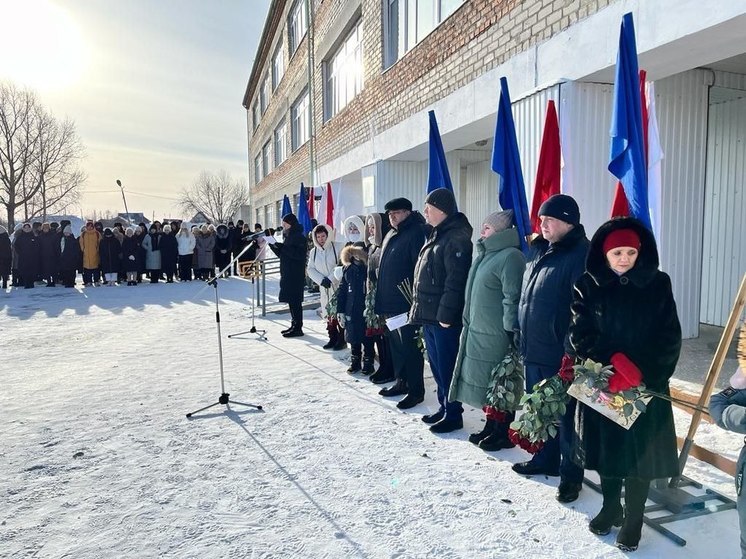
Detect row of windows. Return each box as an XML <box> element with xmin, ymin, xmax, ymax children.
<box><xmin>253</xmin><ymin>89</ymin><xmax>309</xmax><ymax>184</ymax></box>
<box><xmin>252</xmin><ymin>0</ymin><xmax>463</xmax><ymax>184</ymax></box>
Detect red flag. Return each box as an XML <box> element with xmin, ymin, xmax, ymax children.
<box><xmin>611</xmin><ymin>70</ymin><xmax>649</xmax><ymax>218</ymax></box>
<box><xmin>325</xmin><ymin>182</ymin><xmax>334</xmax><ymax>228</ymax></box>
<box><xmin>307</xmin><ymin>185</ymin><xmax>315</xmax><ymax>219</ymax></box>
<box><xmin>530</xmin><ymin>100</ymin><xmax>561</xmax><ymax>233</ymax></box>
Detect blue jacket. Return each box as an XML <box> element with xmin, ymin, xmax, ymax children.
<box><xmin>518</xmin><ymin>224</ymin><xmax>589</xmax><ymax>367</ymax></box>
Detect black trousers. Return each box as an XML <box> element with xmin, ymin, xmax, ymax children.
<box><xmin>60</xmin><ymin>270</ymin><xmax>76</xmax><ymax>287</ymax></box>
<box><xmin>178</xmin><ymin>255</ymin><xmax>192</xmax><ymax>280</ymax></box>
<box><xmin>289</xmin><ymin>300</ymin><xmax>303</xmax><ymax>330</ymax></box>
<box><xmin>387</xmin><ymin>323</ymin><xmax>424</xmax><ymax>397</ymax></box>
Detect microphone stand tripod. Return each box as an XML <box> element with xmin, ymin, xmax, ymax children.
<box><xmin>228</xmin><ymin>243</ymin><xmax>268</xmax><ymax>341</ymax></box>
<box><xmin>186</xmin><ymin>275</ymin><xmax>263</xmax><ymax>418</ymax></box>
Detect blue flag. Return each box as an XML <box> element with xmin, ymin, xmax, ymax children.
<box><xmin>297</xmin><ymin>183</ymin><xmax>312</xmax><ymax>234</ymax></box>
<box><xmin>491</xmin><ymin>77</ymin><xmax>531</xmax><ymax>253</ymax></box>
<box><xmin>281</xmin><ymin>194</ymin><xmax>292</xmax><ymax>219</ymax></box>
<box><xmin>608</xmin><ymin>13</ymin><xmax>651</xmax><ymax>230</ymax></box>
<box><xmin>427</xmin><ymin>110</ymin><xmax>454</xmax><ymax>195</ymax></box>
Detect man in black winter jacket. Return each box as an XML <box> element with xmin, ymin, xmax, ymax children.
<box><xmin>410</xmin><ymin>188</ymin><xmax>473</xmax><ymax>432</ymax></box>
<box><xmin>513</xmin><ymin>194</ymin><xmax>589</xmax><ymax>504</ymax></box>
<box><xmin>373</xmin><ymin>197</ymin><xmax>429</xmax><ymax>409</ymax></box>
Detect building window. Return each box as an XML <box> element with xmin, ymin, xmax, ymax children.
<box><xmin>291</xmin><ymin>89</ymin><xmax>310</xmax><ymax>151</ymax></box>
<box><xmin>252</xmin><ymin>101</ymin><xmax>260</xmax><ymax>130</ymax></box>
<box><xmin>289</xmin><ymin>0</ymin><xmax>308</xmax><ymax>55</ymax></box>
<box><xmin>254</xmin><ymin>154</ymin><xmax>262</xmax><ymax>184</ymax></box>
<box><xmin>274</xmin><ymin>120</ymin><xmax>287</xmax><ymax>166</ymax></box>
<box><xmin>384</xmin><ymin>0</ymin><xmax>463</xmax><ymax>68</ymax></box>
<box><xmin>262</xmin><ymin>140</ymin><xmax>272</xmax><ymax>176</ymax></box>
<box><xmin>260</xmin><ymin>75</ymin><xmax>270</xmax><ymax>114</ymax></box>
<box><xmin>324</xmin><ymin>20</ymin><xmax>364</xmax><ymax>121</ymax></box>
<box><xmin>272</xmin><ymin>42</ymin><xmax>285</xmax><ymax>90</ymax></box>
<box><xmin>275</xmin><ymin>200</ymin><xmax>282</xmax><ymax>226</ymax></box>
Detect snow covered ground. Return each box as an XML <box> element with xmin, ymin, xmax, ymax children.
<box><xmin>1</xmin><ymin>277</ymin><xmax>742</xmax><ymax>558</ymax></box>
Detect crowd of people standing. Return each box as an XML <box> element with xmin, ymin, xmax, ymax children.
<box><xmin>0</xmin><ymin>219</ymin><xmax>267</xmax><ymax>290</ymax></box>
<box><xmin>269</xmin><ymin>189</ymin><xmax>683</xmax><ymax>554</ymax></box>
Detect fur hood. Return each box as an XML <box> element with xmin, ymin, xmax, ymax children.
<box><xmin>366</xmin><ymin>212</ymin><xmax>391</xmax><ymax>247</ymax></box>
<box><xmin>340</xmin><ymin>244</ymin><xmax>368</xmax><ymax>266</ymax></box>
<box><xmin>311</xmin><ymin>223</ymin><xmax>336</xmax><ymax>250</ymax></box>
<box><xmin>586</xmin><ymin>216</ymin><xmax>659</xmax><ymax>288</ymax></box>
<box><xmin>342</xmin><ymin>215</ymin><xmax>367</xmax><ymax>245</ymax></box>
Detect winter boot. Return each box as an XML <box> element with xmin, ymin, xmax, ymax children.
<box><xmin>589</xmin><ymin>477</ymin><xmax>624</xmax><ymax>535</ymax></box>
<box><xmin>347</xmin><ymin>354</ymin><xmax>362</xmax><ymax>374</ymax></box>
<box><xmin>361</xmin><ymin>356</ymin><xmax>375</xmax><ymax>375</ymax></box>
<box><xmin>478</xmin><ymin>414</ymin><xmax>516</xmax><ymax>451</ymax></box>
<box><xmin>323</xmin><ymin>321</ymin><xmax>338</xmax><ymax>350</ymax></box>
<box><xmin>468</xmin><ymin>419</ymin><xmax>497</xmax><ymax>445</ymax></box>
<box><xmin>333</xmin><ymin>326</ymin><xmax>347</xmax><ymax>350</ymax></box>
<box><xmin>616</xmin><ymin>478</ymin><xmax>649</xmax><ymax>552</ymax></box>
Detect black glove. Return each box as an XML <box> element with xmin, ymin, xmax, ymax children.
<box><xmin>320</xmin><ymin>277</ymin><xmax>332</xmax><ymax>289</ymax></box>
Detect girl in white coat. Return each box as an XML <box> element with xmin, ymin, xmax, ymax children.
<box><xmin>307</xmin><ymin>224</ymin><xmax>344</xmax><ymax>350</ymax></box>
<box><xmin>176</xmin><ymin>222</ymin><xmax>196</xmax><ymax>281</ymax></box>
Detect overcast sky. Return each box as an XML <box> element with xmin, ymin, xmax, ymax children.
<box><xmin>0</xmin><ymin>0</ymin><xmax>271</xmax><ymax>219</ymax></box>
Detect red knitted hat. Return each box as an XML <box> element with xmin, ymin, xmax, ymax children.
<box><xmin>602</xmin><ymin>228</ymin><xmax>641</xmax><ymax>254</ymax></box>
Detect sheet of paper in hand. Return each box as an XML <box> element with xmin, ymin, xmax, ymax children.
<box><xmin>567</xmin><ymin>383</ymin><xmax>652</xmax><ymax>430</ymax></box>
<box><xmin>385</xmin><ymin>312</ymin><xmax>409</xmax><ymax>331</ymax></box>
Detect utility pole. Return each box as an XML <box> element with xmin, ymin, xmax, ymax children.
<box><xmin>116</xmin><ymin>179</ymin><xmax>131</xmax><ymax>225</ymax></box>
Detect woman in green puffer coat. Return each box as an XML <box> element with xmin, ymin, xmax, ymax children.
<box><xmin>449</xmin><ymin>210</ymin><xmax>526</xmax><ymax>450</ymax></box>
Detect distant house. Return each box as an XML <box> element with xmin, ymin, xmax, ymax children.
<box><xmin>190</xmin><ymin>211</ymin><xmax>211</xmax><ymax>224</ymax></box>
<box><xmin>117</xmin><ymin>212</ymin><xmax>150</xmax><ymax>226</ymax></box>
<box><xmin>45</xmin><ymin>215</ymin><xmax>86</xmax><ymax>234</ymax></box>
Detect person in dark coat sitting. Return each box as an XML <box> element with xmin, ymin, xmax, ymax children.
<box><xmin>336</xmin><ymin>245</ymin><xmax>370</xmax><ymax>373</ymax></box>
<box><xmin>59</xmin><ymin>225</ymin><xmax>81</xmax><ymax>288</ymax></box>
<box><xmin>99</xmin><ymin>228</ymin><xmax>122</xmax><ymax>286</ymax></box>
<box><xmin>0</xmin><ymin>225</ymin><xmax>11</xmax><ymax>289</ymax></box>
<box><xmin>569</xmin><ymin>216</ymin><xmax>681</xmax><ymax>552</ymax></box>
<box><xmin>268</xmin><ymin>213</ymin><xmax>308</xmax><ymax>337</ymax></box>
<box><xmin>159</xmin><ymin>224</ymin><xmax>178</xmax><ymax>283</ymax></box>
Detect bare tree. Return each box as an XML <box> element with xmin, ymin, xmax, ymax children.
<box><xmin>178</xmin><ymin>170</ymin><xmax>249</xmax><ymax>224</ymax></box>
<box><xmin>0</xmin><ymin>82</ymin><xmax>86</xmax><ymax>227</ymax></box>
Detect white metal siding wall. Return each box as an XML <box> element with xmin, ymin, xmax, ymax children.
<box><xmin>700</xmin><ymin>89</ymin><xmax>746</xmax><ymax>325</ymax></box>
<box><xmin>376</xmin><ymin>160</ymin><xmax>429</xmax><ymax>213</ymax></box>
<box><xmin>654</xmin><ymin>70</ymin><xmax>711</xmax><ymax>337</ymax></box>
<box><xmin>462</xmin><ymin>160</ymin><xmax>494</xmax><ymax>240</ymax></box>
<box><xmin>514</xmin><ymin>85</ymin><xmax>561</xmax><ymax>206</ymax></box>
<box><xmin>558</xmin><ymin>72</ymin><xmax>709</xmax><ymax>338</ymax></box>
<box><xmin>557</xmin><ymin>81</ymin><xmax>617</xmax><ymax>235</ymax></box>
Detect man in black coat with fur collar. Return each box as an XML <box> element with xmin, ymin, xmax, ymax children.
<box><xmin>410</xmin><ymin>188</ymin><xmax>473</xmax><ymax>432</ymax></box>
<box><xmin>514</xmin><ymin>194</ymin><xmax>589</xmax><ymax>503</ymax></box>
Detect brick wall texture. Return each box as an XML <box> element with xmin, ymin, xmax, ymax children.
<box><xmin>246</xmin><ymin>0</ymin><xmax>616</xmax><ymax>211</ymax></box>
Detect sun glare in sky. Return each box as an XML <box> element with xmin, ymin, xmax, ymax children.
<box><xmin>0</xmin><ymin>0</ymin><xmax>89</xmax><ymax>92</ymax></box>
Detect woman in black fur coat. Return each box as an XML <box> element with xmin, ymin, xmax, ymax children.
<box><xmin>569</xmin><ymin>216</ymin><xmax>681</xmax><ymax>552</ymax></box>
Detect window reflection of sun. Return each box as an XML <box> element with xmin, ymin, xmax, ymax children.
<box><xmin>0</xmin><ymin>0</ymin><xmax>89</xmax><ymax>92</ymax></box>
